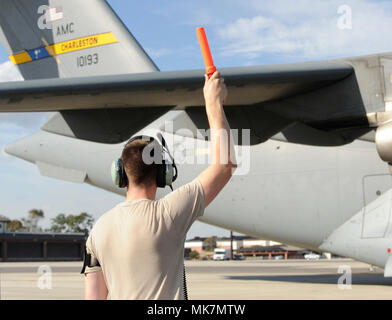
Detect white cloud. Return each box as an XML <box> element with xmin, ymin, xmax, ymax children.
<box><xmin>145</xmin><ymin>47</ymin><xmax>172</xmax><ymax>59</ymax></box>
<box><xmin>0</xmin><ymin>61</ymin><xmax>23</xmax><ymax>82</ymax></box>
<box><xmin>217</xmin><ymin>0</ymin><xmax>392</xmax><ymax>60</ymax></box>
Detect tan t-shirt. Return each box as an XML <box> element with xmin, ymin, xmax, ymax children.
<box><xmin>84</xmin><ymin>178</ymin><xmax>205</xmax><ymax>300</ymax></box>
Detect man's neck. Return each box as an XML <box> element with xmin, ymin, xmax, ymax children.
<box><xmin>126</xmin><ymin>184</ymin><xmax>157</xmax><ymax>202</ymax></box>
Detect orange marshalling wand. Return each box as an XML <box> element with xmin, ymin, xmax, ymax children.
<box><xmin>196</xmin><ymin>27</ymin><xmax>216</xmax><ymax>78</ymax></box>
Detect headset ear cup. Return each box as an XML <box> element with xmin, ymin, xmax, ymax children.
<box><xmin>111</xmin><ymin>160</ymin><xmax>120</xmax><ymax>186</ymax></box>
<box><xmin>112</xmin><ymin>159</ymin><xmax>128</xmax><ymax>188</ymax></box>
<box><xmin>123</xmin><ymin>168</ymin><xmax>128</xmax><ymax>188</ymax></box>
<box><xmin>165</xmin><ymin>163</ymin><xmax>174</xmax><ymax>186</ymax></box>
<box><xmin>119</xmin><ymin>159</ymin><xmax>128</xmax><ymax>188</ymax></box>
<box><xmin>172</xmin><ymin>162</ymin><xmax>178</xmax><ymax>183</ymax></box>
<box><xmin>156</xmin><ymin>163</ymin><xmax>166</xmax><ymax>188</ymax></box>
<box><xmin>155</xmin><ymin>162</ymin><xmax>174</xmax><ymax>188</ymax></box>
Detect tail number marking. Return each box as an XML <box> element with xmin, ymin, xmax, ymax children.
<box><xmin>77</xmin><ymin>53</ymin><xmax>99</xmax><ymax>67</ymax></box>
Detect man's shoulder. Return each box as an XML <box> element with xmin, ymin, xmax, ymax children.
<box><xmin>160</xmin><ymin>178</ymin><xmax>205</xmax><ymax>213</ymax></box>
<box><xmin>90</xmin><ymin>203</ymin><xmax>123</xmax><ymax>233</ymax></box>
<box><xmin>164</xmin><ymin>178</ymin><xmax>204</xmax><ymax>201</ymax></box>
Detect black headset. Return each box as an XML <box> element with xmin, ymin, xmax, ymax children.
<box><xmin>111</xmin><ymin>134</ymin><xmax>178</xmax><ymax>189</ymax></box>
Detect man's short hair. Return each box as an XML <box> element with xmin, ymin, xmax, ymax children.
<box><xmin>121</xmin><ymin>139</ymin><xmax>158</xmax><ymax>187</ymax></box>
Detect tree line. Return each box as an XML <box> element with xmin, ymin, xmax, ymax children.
<box><xmin>5</xmin><ymin>209</ymin><xmax>94</xmax><ymax>234</ymax></box>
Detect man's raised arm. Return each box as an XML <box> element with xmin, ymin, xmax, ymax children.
<box><xmin>198</xmin><ymin>71</ymin><xmax>237</xmax><ymax>207</ymax></box>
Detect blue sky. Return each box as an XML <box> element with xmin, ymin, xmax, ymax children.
<box><xmin>1</xmin><ymin>0</ymin><xmax>392</xmax><ymax>238</ymax></box>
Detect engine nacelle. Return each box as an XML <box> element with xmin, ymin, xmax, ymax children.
<box><xmin>376</xmin><ymin>121</ymin><xmax>392</xmax><ymax>163</ymax></box>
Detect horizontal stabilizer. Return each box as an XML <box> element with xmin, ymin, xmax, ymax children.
<box><xmin>41</xmin><ymin>107</ymin><xmax>172</xmax><ymax>143</ymax></box>
<box><xmin>36</xmin><ymin>161</ymin><xmax>86</xmax><ymax>183</ymax></box>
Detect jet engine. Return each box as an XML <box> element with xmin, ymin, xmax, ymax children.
<box><xmin>376</xmin><ymin>121</ymin><xmax>392</xmax><ymax>164</ymax></box>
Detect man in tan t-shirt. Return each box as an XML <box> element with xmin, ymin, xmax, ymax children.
<box><xmin>83</xmin><ymin>71</ymin><xmax>236</xmax><ymax>300</ymax></box>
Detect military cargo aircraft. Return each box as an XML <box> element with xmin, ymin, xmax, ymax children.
<box><xmin>1</xmin><ymin>0</ymin><xmax>392</xmax><ymax>275</ymax></box>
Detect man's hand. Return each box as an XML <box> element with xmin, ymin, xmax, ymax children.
<box><xmin>203</xmin><ymin>71</ymin><xmax>227</xmax><ymax>107</ymax></box>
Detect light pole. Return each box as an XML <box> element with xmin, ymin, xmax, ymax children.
<box><xmin>230</xmin><ymin>230</ymin><xmax>233</xmax><ymax>260</ymax></box>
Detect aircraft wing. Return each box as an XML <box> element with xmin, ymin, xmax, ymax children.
<box><xmin>0</xmin><ymin>62</ymin><xmax>351</xmax><ymax>112</ymax></box>
<box><xmin>0</xmin><ymin>60</ymin><xmax>374</xmax><ymax>145</ymax></box>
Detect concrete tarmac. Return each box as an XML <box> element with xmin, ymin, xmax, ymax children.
<box><xmin>0</xmin><ymin>259</ymin><xmax>391</xmax><ymax>299</ymax></box>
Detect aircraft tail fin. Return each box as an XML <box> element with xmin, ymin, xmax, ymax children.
<box><xmin>0</xmin><ymin>0</ymin><xmax>158</xmax><ymax>80</ymax></box>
